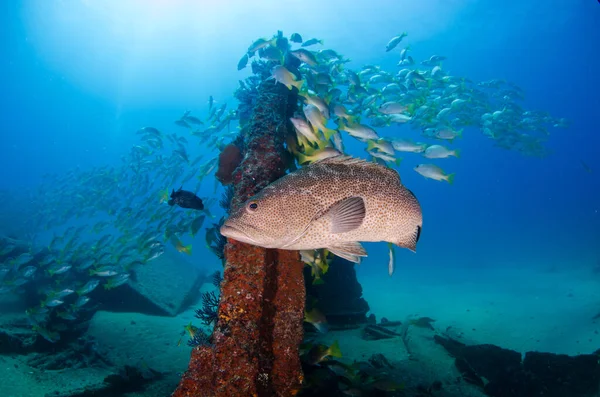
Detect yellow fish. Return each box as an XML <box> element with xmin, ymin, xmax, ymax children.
<box><xmin>159</xmin><ymin>188</ymin><xmax>169</xmax><ymax>204</ymax></box>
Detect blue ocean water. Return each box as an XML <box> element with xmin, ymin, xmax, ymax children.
<box><xmin>1</xmin><ymin>0</ymin><xmax>599</xmax><ymax>395</ymax></box>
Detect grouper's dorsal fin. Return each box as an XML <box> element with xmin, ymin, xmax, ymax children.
<box><xmin>314</xmin><ymin>155</ymin><xmax>402</xmax><ymax>183</ymax></box>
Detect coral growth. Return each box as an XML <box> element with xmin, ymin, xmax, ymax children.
<box><xmin>194</xmin><ymin>291</ymin><xmax>219</xmax><ymax>327</ymax></box>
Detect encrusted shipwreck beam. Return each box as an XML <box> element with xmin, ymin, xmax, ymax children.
<box><xmin>173</xmin><ymin>67</ymin><xmax>305</xmax><ymax>397</ymax></box>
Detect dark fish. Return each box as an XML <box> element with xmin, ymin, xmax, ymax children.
<box><xmin>290</xmin><ymin>33</ymin><xmax>303</xmax><ymax>43</ymax></box>
<box><xmin>168</xmin><ymin>187</ymin><xmax>204</xmax><ymax>211</ymax></box>
<box><xmin>237</xmin><ymin>53</ymin><xmax>249</xmax><ymax>70</ymax></box>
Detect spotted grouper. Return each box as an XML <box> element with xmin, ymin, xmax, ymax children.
<box><xmin>220</xmin><ymin>156</ymin><xmax>422</xmax><ymax>263</ymax></box>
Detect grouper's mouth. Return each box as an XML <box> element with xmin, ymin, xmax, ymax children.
<box><xmin>219</xmin><ymin>224</ymin><xmax>258</xmax><ymax>245</ymax></box>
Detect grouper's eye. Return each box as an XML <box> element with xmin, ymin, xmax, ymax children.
<box><xmin>246</xmin><ymin>201</ymin><xmax>258</xmax><ymax>213</ymax></box>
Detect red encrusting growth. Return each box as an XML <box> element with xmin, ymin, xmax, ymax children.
<box><xmin>173</xmin><ymin>64</ymin><xmax>305</xmax><ymax>397</ymax></box>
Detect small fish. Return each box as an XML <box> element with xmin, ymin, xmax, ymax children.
<box><xmin>50</xmin><ymin>288</ymin><xmax>75</xmax><ymax>299</ymax></box>
<box><xmin>303</xmin><ymin>105</ymin><xmax>336</xmax><ymax>140</ymax></box>
<box><xmin>184</xmin><ymin>322</ymin><xmax>199</xmax><ymax>339</ymax></box>
<box><xmin>301</xmin><ymin>38</ymin><xmax>323</xmax><ymax>47</ymax></box>
<box><xmin>76</xmin><ymin>258</ymin><xmax>95</xmax><ymax>270</ymax></box>
<box><xmin>290</xmin><ymin>33</ymin><xmax>303</xmax><ymax>43</ymax></box>
<box><xmin>48</xmin><ymin>263</ymin><xmax>72</xmax><ymax>276</ymax></box>
<box><xmin>331</xmin><ymin>130</ymin><xmax>345</xmax><ymax>153</ymax></box>
<box><xmin>391</xmin><ymin>139</ymin><xmax>427</xmax><ymax>153</ymax></box>
<box><xmin>345</xmin><ymin>70</ymin><xmax>361</xmax><ymax>86</ymax></box>
<box><xmin>183</xmin><ymin>115</ymin><xmax>204</xmax><ymax>125</ymax></box>
<box><xmin>270</xmin><ymin>65</ymin><xmax>304</xmax><ymax>91</ymax></box>
<box><xmin>304</xmin><ymin>308</ymin><xmax>328</xmax><ymax>333</ymax></box>
<box><xmin>248</xmin><ymin>37</ymin><xmax>276</xmax><ymax>54</ymax></box>
<box><xmin>388</xmin><ymin>243</ymin><xmax>395</xmax><ymax>276</ymax></box>
<box><xmin>0</xmin><ymin>244</ymin><xmax>17</xmax><ymax>256</ymax></box>
<box><xmin>423</xmin><ymin>145</ymin><xmax>460</xmax><ymax>159</ymax></box>
<box><xmin>33</xmin><ymin>326</ymin><xmax>60</xmax><ymax>343</ymax></box>
<box><xmin>301</xmin><ymin>249</ymin><xmax>330</xmax><ymax>284</ymax></box>
<box><xmin>104</xmin><ymin>273</ymin><xmax>130</xmax><ymax>290</ymax></box>
<box><xmin>368</xmin><ymin>150</ymin><xmax>401</xmax><ymax>166</ymax></box>
<box><xmin>170</xmin><ymin>235</ymin><xmax>192</xmax><ymax>255</ymax></box>
<box><xmin>237</xmin><ymin>53</ymin><xmax>249</xmax><ymax>70</ymax></box>
<box><xmin>338</xmin><ymin>120</ymin><xmax>379</xmax><ymax>141</ymax></box>
<box><xmin>10</xmin><ymin>278</ymin><xmax>28</xmax><ymax>286</ymax></box>
<box><xmin>297</xmin><ymin>147</ymin><xmax>342</xmax><ymax>165</ymax></box>
<box><xmin>20</xmin><ymin>266</ymin><xmax>37</xmax><ymax>278</ymax></box>
<box><xmin>299</xmin><ymin>92</ymin><xmax>329</xmax><ymax>119</ymax></box>
<box><xmin>136</xmin><ymin>126</ymin><xmax>161</xmax><ymax>136</ymax></box>
<box><xmin>305</xmin><ymin>340</ymin><xmax>342</xmax><ymax>365</ymax></box>
<box><xmin>221</xmin><ymin>156</ymin><xmax>422</xmax><ymax>265</ymax></box>
<box><xmin>57</xmin><ymin>311</ymin><xmax>78</xmax><ymax>321</ymax></box>
<box><xmin>378</xmin><ymin>102</ymin><xmax>408</xmax><ymax>115</ymax></box>
<box><xmin>145</xmin><ymin>245</ymin><xmax>165</xmax><ymax>262</ymax></box>
<box><xmin>400</xmin><ymin>45</ymin><xmax>411</xmax><ymax>61</ymax></box>
<box><xmin>175</xmin><ymin>119</ymin><xmax>191</xmax><ymax>128</ymax></box>
<box><xmin>290</xmin><ymin>49</ymin><xmax>318</xmax><ymax>67</ymax></box>
<box><xmin>388</xmin><ymin>113</ymin><xmax>411</xmax><ymax>123</ymax></box>
<box><xmin>435</xmin><ymin>128</ymin><xmax>462</xmax><ymax>141</ymax></box>
<box><xmin>290</xmin><ymin>116</ymin><xmax>321</xmax><ymax>144</ymax></box>
<box><xmin>89</xmin><ymin>267</ymin><xmax>119</xmax><ymax>277</ymax></box>
<box><xmin>366</xmin><ymin>139</ymin><xmax>395</xmax><ymax>156</ymax></box>
<box><xmin>73</xmin><ymin>295</ymin><xmax>90</xmax><ymax>307</ymax></box>
<box><xmin>168</xmin><ymin>187</ymin><xmax>204</xmax><ymax>210</ymax></box>
<box><xmin>43</xmin><ymin>298</ymin><xmax>64</xmax><ymax>307</ymax></box>
<box><xmin>77</xmin><ymin>279</ymin><xmax>100</xmax><ymax>295</ymax></box>
<box><xmin>386</xmin><ymin>33</ymin><xmax>407</xmax><ymax>52</ymax></box>
<box><xmin>258</xmin><ymin>46</ymin><xmax>284</xmax><ymax>63</ymax></box>
<box><xmin>414</xmin><ymin>164</ymin><xmax>455</xmax><ymax>184</ymax></box>
<box><xmin>10</xmin><ymin>253</ymin><xmax>34</xmax><ymax>269</ymax></box>
<box><xmin>332</xmin><ymin>104</ymin><xmax>357</xmax><ymax>123</ymax></box>
<box><xmin>190</xmin><ymin>215</ymin><xmax>206</xmax><ymax>237</ymax></box>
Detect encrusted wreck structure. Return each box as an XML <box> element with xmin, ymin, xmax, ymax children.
<box><xmin>173</xmin><ymin>54</ymin><xmax>306</xmax><ymax>397</ymax></box>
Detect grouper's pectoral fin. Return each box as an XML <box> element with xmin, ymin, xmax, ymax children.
<box><xmin>325</xmin><ymin>196</ymin><xmax>366</xmax><ymax>234</ymax></box>
<box><xmin>326</xmin><ymin>241</ymin><xmax>367</xmax><ymax>264</ymax></box>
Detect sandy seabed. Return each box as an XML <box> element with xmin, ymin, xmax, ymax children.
<box><xmin>1</xmin><ymin>263</ymin><xmax>598</xmax><ymax>396</ymax></box>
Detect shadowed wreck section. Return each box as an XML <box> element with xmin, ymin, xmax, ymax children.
<box><xmin>173</xmin><ymin>60</ymin><xmax>305</xmax><ymax>397</ymax></box>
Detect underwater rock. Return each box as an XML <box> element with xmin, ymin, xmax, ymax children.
<box><xmin>434</xmin><ymin>334</ymin><xmax>600</xmax><ymax>397</ymax></box>
<box><xmin>522</xmin><ymin>351</ymin><xmax>600</xmax><ymax>397</ymax></box>
<box><xmin>379</xmin><ymin>319</ymin><xmax>403</xmax><ymax>327</ymax></box>
<box><xmin>27</xmin><ymin>336</ymin><xmax>112</xmax><ymax>370</ymax></box>
<box><xmin>362</xmin><ymin>324</ymin><xmax>401</xmax><ymax>341</ymax></box>
<box><xmin>0</xmin><ymin>323</ymin><xmax>37</xmax><ymax>354</ymax></box>
<box><xmin>368</xmin><ymin>353</ymin><xmax>394</xmax><ymax>369</ymax></box>
<box><xmin>304</xmin><ymin>256</ymin><xmax>370</xmax><ymax>328</ymax></box>
<box><xmin>97</xmin><ymin>250</ymin><xmax>207</xmax><ymax>317</ymax></box>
